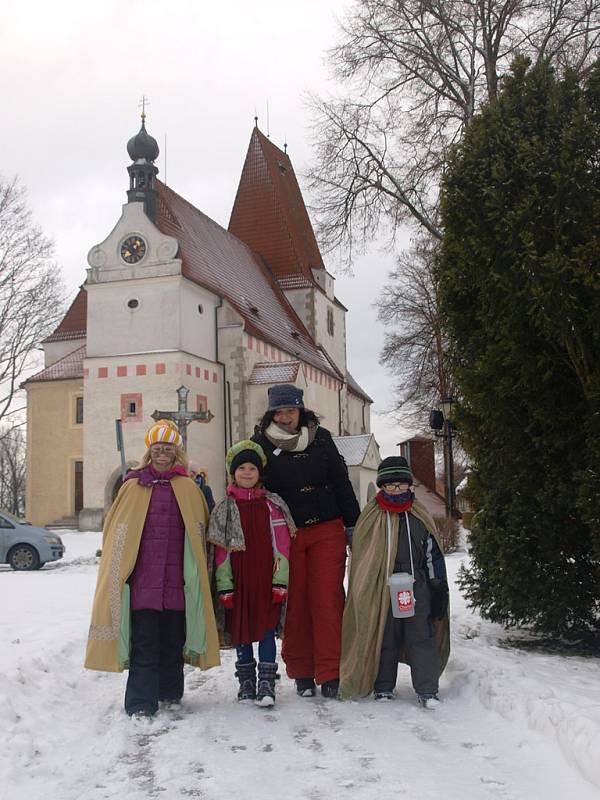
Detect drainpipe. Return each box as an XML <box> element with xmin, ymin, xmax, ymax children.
<box><xmin>338</xmin><ymin>380</ymin><xmax>343</xmax><ymax>436</ymax></box>
<box><xmin>214</xmin><ymin>297</ymin><xmax>230</xmax><ymax>453</ymax></box>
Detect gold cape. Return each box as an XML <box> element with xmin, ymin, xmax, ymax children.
<box><xmin>84</xmin><ymin>475</ymin><xmax>220</xmax><ymax>673</ymax></box>
<box><xmin>339</xmin><ymin>498</ymin><xmax>450</xmax><ymax>699</ymax></box>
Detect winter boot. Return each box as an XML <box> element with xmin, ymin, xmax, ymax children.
<box><xmin>320</xmin><ymin>678</ymin><xmax>340</xmax><ymax>699</ymax></box>
<box><xmin>418</xmin><ymin>693</ymin><xmax>441</xmax><ymax>709</ymax></box>
<box><xmin>374</xmin><ymin>690</ymin><xmax>394</xmax><ymax>701</ymax></box>
<box><xmin>255</xmin><ymin>662</ymin><xmax>278</xmax><ymax>707</ymax></box>
<box><xmin>295</xmin><ymin>677</ymin><xmax>316</xmax><ymax>697</ymax></box>
<box><xmin>235</xmin><ymin>659</ymin><xmax>257</xmax><ymax>702</ymax></box>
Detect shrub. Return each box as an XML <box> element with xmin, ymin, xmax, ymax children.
<box><xmin>433</xmin><ymin>515</ymin><xmax>460</xmax><ymax>553</ymax></box>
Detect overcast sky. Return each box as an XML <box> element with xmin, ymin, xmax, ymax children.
<box><xmin>2</xmin><ymin>0</ymin><xmax>415</xmax><ymax>456</ymax></box>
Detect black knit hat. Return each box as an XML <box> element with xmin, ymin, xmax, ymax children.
<box><xmin>268</xmin><ymin>384</ymin><xmax>304</xmax><ymax>411</ymax></box>
<box><xmin>376</xmin><ymin>456</ymin><xmax>413</xmax><ymax>487</ymax></box>
<box><xmin>227</xmin><ymin>440</ymin><xmax>267</xmax><ymax>476</ymax></box>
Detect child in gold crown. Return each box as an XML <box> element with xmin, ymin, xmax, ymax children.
<box><xmin>85</xmin><ymin>420</ymin><xmax>219</xmax><ymax>718</ymax></box>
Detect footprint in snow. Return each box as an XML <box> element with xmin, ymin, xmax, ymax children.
<box><xmin>410</xmin><ymin>724</ymin><xmax>440</xmax><ymax>744</ymax></box>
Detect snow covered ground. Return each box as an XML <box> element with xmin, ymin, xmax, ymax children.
<box><xmin>1</xmin><ymin>531</ymin><xmax>599</xmax><ymax>800</ymax></box>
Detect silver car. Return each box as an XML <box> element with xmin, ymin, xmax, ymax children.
<box><xmin>0</xmin><ymin>510</ymin><xmax>64</xmax><ymax>570</ymax></box>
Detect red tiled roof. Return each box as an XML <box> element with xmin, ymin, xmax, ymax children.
<box><xmin>248</xmin><ymin>361</ymin><xmax>300</xmax><ymax>385</ymax></box>
<box><xmin>43</xmin><ymin>289</ymin><xmax>87</xmax><ymax>343</ymax></box>
<box><xmin>154</xmin><ymin>181</ymin><xmax>341</xmax><ymax>379</ymax></box>
<box><xmin>228</xmin><ymin>127</ymin><xmax>325</xmax><ymax>285</ymax></box>
<box><xmin>25</xmin><ymin>346</ymin><xmax>86</xmax><ymax>383</ymax></box>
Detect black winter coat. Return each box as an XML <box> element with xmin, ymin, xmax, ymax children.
<box><xmin>252</xmin><ymin>426</ymin><xmax>360</xmax><ymax>529</ymax></box>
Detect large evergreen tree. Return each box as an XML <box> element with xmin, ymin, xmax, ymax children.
<box><xmin>436</xmin><ymin>58</ymin><xmax>600</xmax><ymax>637</ymax></box>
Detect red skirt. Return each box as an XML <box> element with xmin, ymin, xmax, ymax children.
<box><xmin>226</xmin><ymin>497</ymin><xmax>279</xmax><ymax>645</ymax></box>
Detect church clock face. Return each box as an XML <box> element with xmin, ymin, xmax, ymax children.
<box><xmin>120</xmin><ymin>235</ymin><xmax>147</xmax><ymax>264</ymax></box>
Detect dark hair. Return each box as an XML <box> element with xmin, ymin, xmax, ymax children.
<box><xmin>256</xmin><ymin>407</ymin><xmax>320</xmax><ymax>434</ymax></box>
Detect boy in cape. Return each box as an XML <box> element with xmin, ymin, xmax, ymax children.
<box><xmin>339</xmin><ymin>457</ymin><xmax>450</xmax><ymax>707</ymax></box>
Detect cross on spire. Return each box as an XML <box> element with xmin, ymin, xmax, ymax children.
<box><xmin>138</xmin><ymin>95</ymin><xmax>150</xmax><ymax>122</ymax></box>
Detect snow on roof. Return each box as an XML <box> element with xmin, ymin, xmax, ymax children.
<box><xmin>332</xmin><ymin>434</ymin><xmax>373</xmax><ymax>467</ymax></box>
<box><xmin>25</xmin><ymin>345</ymin><xmax>86</xmax><ymax>383</ymax></box>
<box><xmin>248</xmin><ymin>361</ymin><xmax>300</xmax><ymax>385</ymax></box>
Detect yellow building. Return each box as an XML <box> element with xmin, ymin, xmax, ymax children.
<box><xmin>24</xmin><ymin>349</ymin><xmax>85</xmax><ymax>526</ymax></box>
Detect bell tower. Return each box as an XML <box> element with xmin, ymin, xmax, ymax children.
<box><xmin>126</xmin><ymin>111</ymin><xmax>159</xmax><ymax>221</ymax></box>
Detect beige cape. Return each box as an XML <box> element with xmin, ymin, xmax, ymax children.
<box><xmin>339</xmin><ymin>498</ymin><xmax>450</xmax><ymax>699</ymax></box>
<box><xmin>84</xmin><ymin>475</ymin><xmax>220</xmax><ymax>673</ymax></box>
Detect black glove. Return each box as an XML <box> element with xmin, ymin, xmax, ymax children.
<box><xmin>429</xmin><ymin>578</ymin><xmax>449</xmax><ymax>620</ymax></box>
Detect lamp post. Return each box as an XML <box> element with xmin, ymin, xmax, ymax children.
<box><xmin>429</xmin><ymin>396</ymin><xmax>457</xmax><ymax>519</ymax></box>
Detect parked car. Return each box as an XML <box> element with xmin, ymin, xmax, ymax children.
<box><xmin>0</xmin><ymin>510</ymin><xmax>64</xmax><ymax>570</ymax></box>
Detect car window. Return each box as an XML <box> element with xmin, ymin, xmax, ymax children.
<box><xmin>0</xmin><ymin>515</ymin><xmax>15</xmax><ymax>529</ymax></box>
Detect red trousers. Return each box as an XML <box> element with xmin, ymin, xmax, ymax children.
<box><xmin>282</xmin><ymin>518</ymin><xmax>347</xmax><ymax>684</ymax></box>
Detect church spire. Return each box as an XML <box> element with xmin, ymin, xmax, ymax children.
<box><xmin>126</xmin><ymin>110</ymin><xmax>159</xmax><ymax>221</ymax></box>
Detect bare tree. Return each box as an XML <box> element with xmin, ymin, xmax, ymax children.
<box><xmin>0</xmin><ymin>424</ymin><xmax>26</xmax><ymax>516</ymax></box>
<box><xmin>0</xmin><ymin>176</ymin><xmax>64</xmax><ymax>423</ymax></box>
<box><xmin>377</xmin><ymin>236</ymin><xmax>453</xmax><ymax>424</ymax></box>
<box><xmin>308</xmin><ymin>0</ymin><xmax>600</xmax><ymax>254</ymax></box>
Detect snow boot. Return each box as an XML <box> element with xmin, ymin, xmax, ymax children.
<box><xmin>321</xmin><ymin>679</ymin><xmax>340</xmax><ymax>699</ymax></box>
<box><xmin>295</xmin><ymin>677</ymin><xmax>316</xmax><ymax>697</ymax></box>
<box><xmin>374</xmin><ymin>691</ymin><xmax>394</xmax><ymax>701</ymax></box>
<box><xmin>418</xmin><ymin>693</ymin><xmax>441</xmax><ymax>709</ymax></box>
<box><xmin>255</xmin><ymin>662</ymin><xmax>277</xmax><ymax>707</ymax></box>
<box><xmin>235</xmin><ymin>659</ymin><xmax>257</xmax><ymax>702</ymax></box>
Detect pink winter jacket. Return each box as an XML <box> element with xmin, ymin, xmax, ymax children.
<box><xmin>126</xmin><ymin>464</ymin><xmax>189</xmax><ymax>611</ymax></box>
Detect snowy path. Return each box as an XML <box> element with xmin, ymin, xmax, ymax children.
<box><xmin>1</xmin><ymin>533</ymin><xmax>599</xmax><ymax>800</ymax></box>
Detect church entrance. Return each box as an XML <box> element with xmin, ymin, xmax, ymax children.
<box><xmin>74</xmin><ymin>461</ymin><xmax>84</xmax><ymax>515</ymax></box>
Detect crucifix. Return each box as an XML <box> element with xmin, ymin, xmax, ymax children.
<box><xmin>151</xmin><ymin>385</ymin><xmax>214</xmax><ymax>451</ymax></box>
<box><xmin>138</xmin><ymin>94</ymin><xmax>150</xmax><ymax>121</ymax></box>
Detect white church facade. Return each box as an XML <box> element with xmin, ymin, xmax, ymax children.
<box><xmin>24</xmin><ymin>117</ymin><xmax>375</xmax><ymax>529</ymax></box>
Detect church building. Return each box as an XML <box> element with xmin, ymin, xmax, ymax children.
<box><xmin>24</xmin><ymin>116</ymin><xmax>374</xmax><ymax>529</ymax></box>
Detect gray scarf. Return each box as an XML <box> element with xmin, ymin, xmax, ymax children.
<box><xmin>264</xmin><ymin>420</ymin><xmax>317</xmax><ymax>452</ymax></box>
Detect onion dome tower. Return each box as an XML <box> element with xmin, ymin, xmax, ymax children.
<box><xmin>126</xmin><ymin>112</ymin><xmax>160</xmax><ymax>221</ymax></box>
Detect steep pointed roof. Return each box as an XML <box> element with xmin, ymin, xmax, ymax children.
<box><xmin>228</xmin><ymin>127</ymin><xmax>325</xmax><ymax>285</ymax></box>
<box><xmin>154</xmin><ymin>181</ymin><xmax>341</xmax><ymax>379</ymax></box>
<box><xmin>43</xmin><ymin>288</ymin><xmax>87</xmax><ymax>343</ymax></box>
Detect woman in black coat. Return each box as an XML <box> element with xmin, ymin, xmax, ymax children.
<box><xmin>252</xmin><ymin>384</ymin><xmax>359</xmax><ymax>698</ymax></box>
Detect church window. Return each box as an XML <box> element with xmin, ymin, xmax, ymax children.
<box><xmin>196</xmin><ymin>395</ymin><xmax>209</xmax><ymax>422</ymax></box>
<box><xmin>127</xmin><ymin>298</ymin><xmax>139</xmax><ymax>309</ymax></box>
<box><xmin>327</xmin><ymin>307</ymin><xmax>335</xmax><ymax>336</ymax></box>
<box><xmin>121</xmin><ymin>393</ymin><xmax>143</xmax><ymax>422</ymax></box>
<box><xmin>75</xmin><ymin>396</ymin><xmax>84</xmax><ymax>424</ymax></box>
